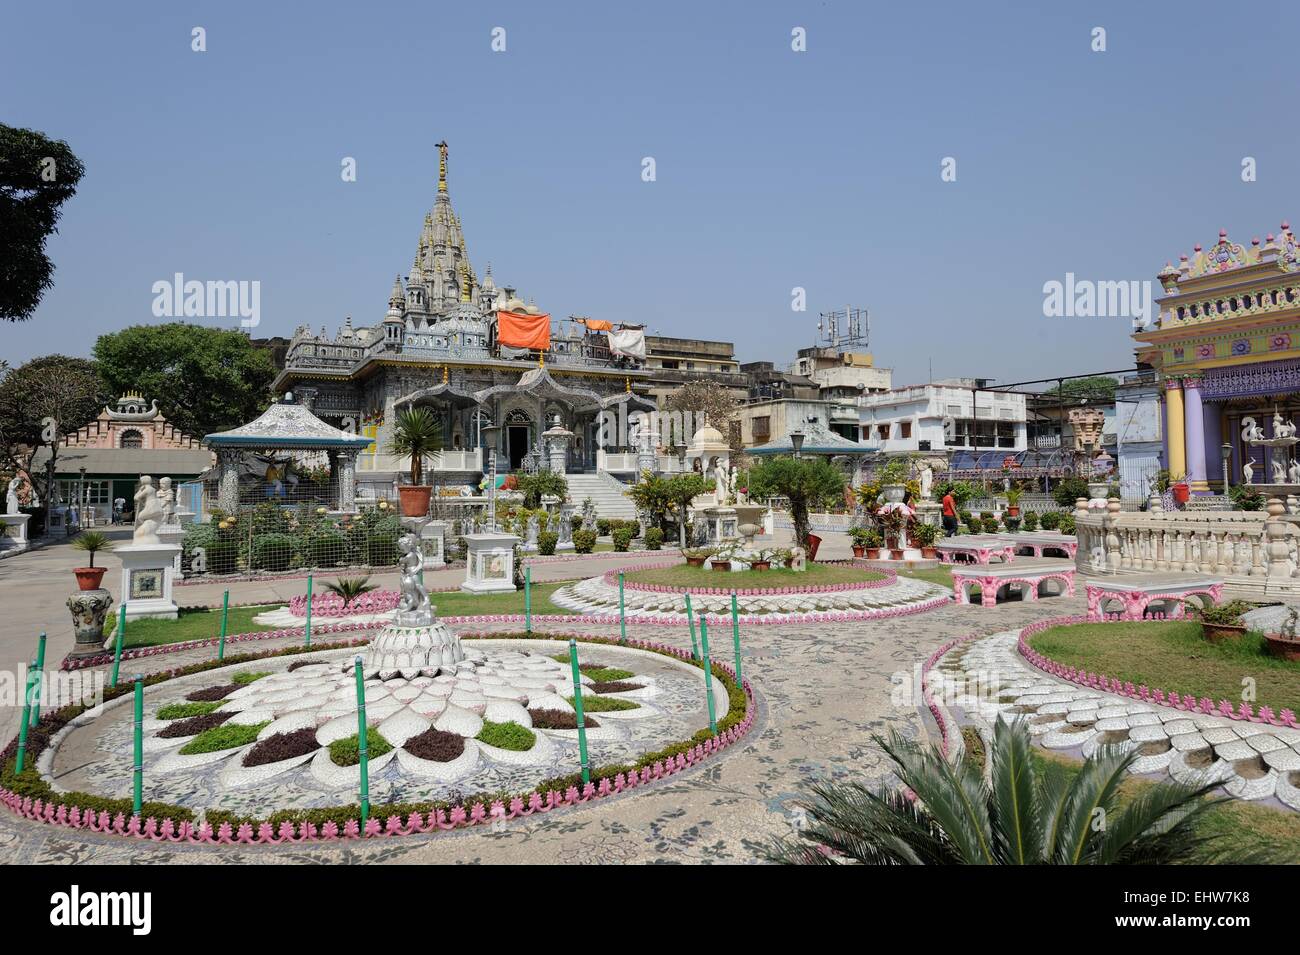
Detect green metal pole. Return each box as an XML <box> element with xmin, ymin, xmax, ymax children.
<box><xmin>685</xmin><ymin>593</ymin><xmax>699</xmax><ymax>660</ymax></box>
<box><xmin>132</xmin><ymin>676</ymin><xmax>144</xmax><ymax>817</ymax></box>
<box><xmin>525</xmin><ymin>565</ymin><xmax>532</xmax><ymax>633</ymax></box>
<box><xmin>217</xmin><ymin>589</ymin><xmax>229</xmax><ymax>661</ymax></box>
<box><xmin>353</xmin><ymin>656</ymin><xmax>369</xmax><ymax>828</ymax></box>
<box><xmin>730</xmin><ymin>593</ymin><xmax>742</xmax><ymax>685</ymax></box>
<box><xmin>304</xmin><ymin>574</ymin><xmax>313</xmax><ymax>646</ymax></box>
<box><xmin>111</xmin><ymin>604</ymin><xmax>126</xmax><ymax>689</ymax></box>
<box><xmin>618</xmin><ymin>571</ymin><xmax>626</xmax><ymax>644</ymax></box>
<box><xmin>29</xmin><ymin>632</ymin><xmax>46</xmax><ymax>728</ymax></box>
<box><xmin>14</xmin><ymin>663</ymin><xmax>36</xmax><ymax>773</ymax></box>
<box><xmin>699</xmin><ymin>616</ymin><xmax>718</xmax><ymax>735</ymax></box>
<box><xmin>567</xmin><ymin>638</ymin><xmax>590</xmax><ymax>785</ymax></box>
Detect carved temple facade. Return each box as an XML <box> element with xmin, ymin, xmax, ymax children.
<box><xmin>1135</xmin><ymin>221</ymin><xmax>1300</xmax><ymax>493</ymax></box>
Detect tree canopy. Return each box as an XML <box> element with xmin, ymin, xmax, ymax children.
<box><xmin>748</xmin><ymin>456</ymin><xmax>845</xmax><ymax>548</ymax></box>
<box><xmin>92</xmin><ymin>323</ymin><xmax>277</xmax><ymax>438</ymax></box>
<box><xmin>0</xmin><ymin>355</ymin><xmax>109</xmax><ymax>497</ymax></box>
<box><xmin>665</xmin><ymin>379</ymin><xmax>742</xmax><ymax>452</ymax></box>
<box><xmin>1044</xmin><ymin>376</ymin><xmax>1118</xmax><ymax>403</ymax></box>
<box><xmin>0</xmin><ymin>124</ymin><xmax>85</xmax><ymax>321</ymax></box>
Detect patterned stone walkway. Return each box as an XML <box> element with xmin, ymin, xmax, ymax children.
<box><xmin>1</xmin><ymin>597</ymin><xmax>1074</xmax><ymax>864</ymax></box>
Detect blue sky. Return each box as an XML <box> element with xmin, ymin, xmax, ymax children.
<box><xmin>4</xmin><ymin>0</ymin><xmax>1298</xmax><ymax>387</ymax></box>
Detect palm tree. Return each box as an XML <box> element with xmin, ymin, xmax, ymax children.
<box><xmin>387</xmin><ymin>406</ymin><xmax>442</xmax><ymax>486</ymax></box>
<box><xmin>323</xmin><ymin>575</ymin><xmax>378</xmax><ymax>610</ymax></box>
<box><xmin>768</xmin><ymin>718</ymin><xmax>1278</xmax><ymax>865</ymax></box>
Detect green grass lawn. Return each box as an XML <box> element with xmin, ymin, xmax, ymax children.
<box><xmin>108</xmin><ymin>605</ymin><xmax>283</xmax><ymax>649</ymax></box>
<box><xmin>625</xmin><ymin>563</ymin><xmax>885</xmax><ymax>589</ymax></box>
<box><xmin>428</xmin><ymin>581</ymin><xmax>575</xmax><ymax>617</ymax></box>
<box><xmin>896</xmin><ymin>566</ymin><xmax>955</xmax><ymax>590</ymax></box>
<box><xmin>1027</xmin><ymin>747</ymin><xmax>1300</xmax><ymax>862</ymax></box>
<box><xmin>1028</xmin><ymin>621</ymin><xmax>1300</xmax><ymax>715</ymax></box>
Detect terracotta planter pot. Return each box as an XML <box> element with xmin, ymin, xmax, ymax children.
<box><xmin>711</xmin><ymin>561</ymin><xmax>731</xmax><ymax>572</ymax></box>
<box><xmin>397</xmin><ymin>485</ymin><xmax>433</xmax><ymax>517</ymax></box>
<box><xmin>889</xmin><ymin>549</ymin><xmax>904</xmax><ymax>560</ymax></box>
<box><xmin>851</xmin><ymin>545</ymin><xmax>865</xmax><ymax>558</ymax></box>
<box><xmin>73</xmin><ymin>566</ymin><xmax>107</xmax><ymax>591</ymax></box>
<box><xmin>751</xmin><ymin>560</ymin><xmax>771</xmax><ymax>571</ymax></box>
<box><xmin>1006</xmin><ymin>505</ymin><xmax>1020</xmax><ymax>517</ymax></box>
<box><xmin>1264</xmin><ymin>632</ymin><xmax>1300</xmax><ymax>662</ymax></box>
<box><xmin>685</xmin><ymin>556</ymin><xmax>706</xmax><ymax>567</ymax></box>
<box><xmin>806</xmin><ymin>534</ymin><xmax>822</xmax><ymax>561</ymax></box>
<box><xmin>922</xmin><ymin>546</ymin><xmax>937</xmax><ymax>558</ymax></box>
<box><xmin>1201</xmin><ymin>622</ymin><xmax>1247</xmax><ymax>643</ymax></box>
<box><xmin>865</xmin><ymin>548</ymin><xmax>881</xmax><ymax>560</ymax></box>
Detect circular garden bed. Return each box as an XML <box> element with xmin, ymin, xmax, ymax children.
<box><xmin>1</xmin><ymin>633</ymin><xmax>753</xmax><ymax>845</ymax></box>
<box><xmin>621</xmin><ymin>561</ymin><xmax>888</xmax><ymax>594</ymax></box>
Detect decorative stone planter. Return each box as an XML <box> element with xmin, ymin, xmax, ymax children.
<box><xmin>73</xmin><ymin>566</ymin><xmax>107</xmax><ymax>591</ymax></box>
<box><xmin>398</xmin><ymin>485</ymin><xmax>433</xmax><ymax>518</ymax></box>
<box><xmin>66</xmin><ymin>588</ymin><xmax>112</xmax><ymax>657</ymax></box>
<box><xmin>1202</xmin><ymin>623</ymin><xmax>1247</xmax><ymax>643</ymax></box>
<box><xmin>889</xmin><ymin>548</ymin><xmax>904</xmax><ymax>560</ymax></box>
<box><xmin>882</xmin><ymin>484</ymin><xmax>906</xmax><ymax>503</ymax></box>
<box><xmin>1264</xmin><ymin>632</ymin><xmax>1300</xmax><ymax>661</ymax></box>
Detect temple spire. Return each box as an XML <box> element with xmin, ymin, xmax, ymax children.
<box><xmin>436</xmin><ymin>140</ymin><xmax>448</xmax><ymax>195</ymax></box>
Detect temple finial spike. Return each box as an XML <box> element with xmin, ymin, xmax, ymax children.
<box><xmin>435</xmin><ymin>140</ymin><xmax>448</xmax><ymax>194</ymax></box>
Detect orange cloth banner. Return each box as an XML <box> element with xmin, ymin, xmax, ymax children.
<box><xmin>576</xmin><ymin>317</ymin><xmax>612</xmax><ymax>331</ymax></box>
<box><xmin>497</xmin><ymin>310</ymin><xmax>551</xmax><ymax>350</ymax></box>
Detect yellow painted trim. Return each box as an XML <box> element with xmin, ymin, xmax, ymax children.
<box><xmin>1165</xmin><ymin>386</ymin><xmax>1186</xmax><ymax>479</ymax></box>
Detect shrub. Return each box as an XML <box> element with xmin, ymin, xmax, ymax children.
<box><xmin>476</xmin><ymin>720</ymin><xmax>536</xmax><ymax>751</ymax></box>
<box><xmin>1193</xmin><ymin>599</ymin><xmax>1253</xmax><ymax>627</ymax></box>
<box><xmin>1003</xmin><ymin>516</ymin><xmax>1021</xmax><ymax>533</ymax></box>
<box><xmin>573</xmin><ymin>529</ymin><xmax>597</xmax><ymax>554</ymax></box>
<box><xmin>515</xmin><ymin>471</ymin><xmax>569</xmax><ymax>508</ymax></box>
<box><xmin>251</xmin><ymin>533</ymin><xmax>295</xmax><ymax>572</ymax></box>
<box><xmin>566</xmin><ymin>694</ymin><xmax>639</xmax><ymax>712</ymax></box>
<box><xmin>1057</xmin><ymin>513</ymin><xmax>1076</xmax><ymax>535</ymax></box>
<box><xmin>528</xmin><ymin>708</ymin><xmax>599</xmax><ymax>729</ymax></box>
<box><xmin>157</xmin><ymin>701</ymin><xmax>223</xmax><ymax>720</ymax></box>
<box><xmin>1022</xmin><ymin>510</ymin><xmax>1039</xmax><ymax>531</ymax></box>
<box><xmin>596</xmin><ymin>518</ymin><xmax>613</xmax><ymax>537</ymax></box>
<box><xmin>911</xmin><ymin>522</ymin><xmax>938</xmax><ymax>547</ymax></box>
<box><xmin>981</xmin><ymin>516</ymin><xmax>999</xmax><ymax>534</ymax></box>
<box><xmin>328</xmin><ymin>730</ymin><xmax>393</xmax><ymax>766</ymax></box>
<box><xmin>242</xmin><ymin>728</ymin><xmax>319</xmax><ymax>767</ymax></box>
<box><xmin>401</xmin><ymin>728</ymin><xmax>465</xmax><ymax>762</ymax></box>
<box><xmin>1052</xmin><ymin>475</ymin><xmax>1089</xmax><ymax>508</ymax></box>
<box><xmin>538</xmin><ymin>530</ymin><xmax>558</xmax><ymax>556</ymax></box>
<box><xmin>1040</xmin><ymin>510</ymin><xmax>1061</xmax><ymax>530</ymax></box>
<box><xmin>1230</xmin><ymin>484</ymin><xmax>1264</xmax><ymax>511</ymax></box>
<box><xmin>963</xmin><ymin>513</ymin><xmax>981</xmax><ymax>534</ymax></box>
<box><xmin>304</xmin><ymin>530</ymin><xmax>347</xmax><ymax>568</ymax></box>
<box><xmin>645</xmin><ymin>527</ymin><xmax>664</xmax><ymax>550</ymax></box>
<box><xmin>366</xmin><ymin>533</ymin><xmax>399</xmax><ymax>567</ymax></box>
<box><xmin>178</xmin><ymin>721</ymin><xmax>268</xmax><ymax>755</ymax></box>
<box><xmin>611</xmin><ymin>526</ymin><xmax>635</xmax><ymax>552</ymax></box>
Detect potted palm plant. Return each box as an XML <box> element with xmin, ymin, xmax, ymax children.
<box><xmin>70</xmin><ymin>531</ymin><xmax>114</xmax><ymax>590</ymax></box>
<box><xmin>1005</xmin><ymin>485</ymin><xmax>1022</xmax><ymax>518</ymax></box>
<box><xmin>389</xmin><ymin>407</ymin><xmax>442</xmax><ymax>517</ymax></box>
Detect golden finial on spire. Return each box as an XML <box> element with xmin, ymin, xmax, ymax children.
<box><xmin>625</xmin><ymin>377</ymin><xmax>631</xmax><ymax>393</ymax></box>
<box><xmin>442</xmin><ymin>364</ymin><xmax>449</xmax><ymax>384</ymax></box>
<box><xmin>459</xmin><ymin>260</ymin><xmax>472</xmax><ymax>302</ymax></box>
<box><xmin>538</xmin><ymin>351</ymin><xmax>545</xmax><ymax>369</ymax></box>
<box><xmin>436</xmin><ymin>140</ymin><xmax>448</xmax><ymax>194</ymax></box>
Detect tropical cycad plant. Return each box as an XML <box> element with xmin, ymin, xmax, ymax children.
<box><xmin>768</xmin><ymin>718</ymin><xmax>1274</xmax><ymax>865</ymax></box>
<box><xmin>388</xmin><ymin>407</ymin><xmax>442</xmax><ymax>486</ymax></box>
<box><xmin>323</xmin><ymin>575</ymin><xmax>378</xmax><ymax>610</ymax></box>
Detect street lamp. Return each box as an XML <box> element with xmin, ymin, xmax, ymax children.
<box><xmin>481</xmin><ymin>424</ymin><xmax>501</xmax><ymax>532</ymax></box>
<box><xmin>674</xmin><ymin>438</ymin><xmax>687</xmax><ymax>473</ymax></box>
<box><xmin>1221</xmin><ymin>442</ymin><xmax>1233</xmax><ymax>492</ymax></box>
<box><xmin>790</xmin><ymin>431</ymin><xmax>805</xmax><ymax>460</ymax></box>
<box><xmin>78</xmin><ymin>466</ymin><xmax>86</xmax><ymax>529</ymax></box>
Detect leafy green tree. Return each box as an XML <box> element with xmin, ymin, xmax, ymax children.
<box><xmin>768</xmin><ymin>718</ymin><xmax>1278</xmax><ymax>865</ymax></box>
<box><xmin>664</xmin><ymin>472</ymin><xmax>712</xmax><ymax>547</ymax></box>
<box><xmin>627</xmin><ymin>471</ymin><xmax>673</xmax><ymax>534</ymax></box>
<box><xmin>0</xmin><ymin>125</ymin><xmax>85</xmax><ymax>322</ymax></box>
<box><xmin>666</xmin><ymin>380</ymin><xmax>742</xmax><ymax>452</ymax></box>
<box><xmin>1045</xmin><ymin>376</ymin><xmax>1119</xmax><ymax>403</ymax></box>
<box><xmin>515</xmin><ymin>470</ymin><xmax>568</xmax><ymax>508</ymax></box>
<box><xmin>0</xmin><ymin>355</ymin><xmax>109</xmax><ymax>500</ymax></box>
<box><xmin>93</xmin><ymin>323</ymin><xmax>277</xmax><ymax>438</ymax></box>
<box><xmin>748</xmin><ymin>456</ymin><xmax>845</xmax><ymax>550</ymax></box>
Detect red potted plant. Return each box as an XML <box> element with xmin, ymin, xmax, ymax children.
<box><xmin>389</xmin><ymin>407</ymin><xmax>441</xmax><ymax>517</ymax></box>
<box><xmin>849</xmin><ymin>526</ymin><xmax>872</xmax><ymax>558</ymax></box>
<box><xmin>70</xmin><ymin>531</ymin><xmax>113</xmax><ymax>590</ymax></box>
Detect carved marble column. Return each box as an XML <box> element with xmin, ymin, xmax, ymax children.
<box><xmin>1182</xmin><ymin>377</ymin><xmax>1207</xmax><ymax>492</ymax></box>
<box><xmin>216</xmin><ymin>448</ymin><xmax>241</xmax><ymax>513</ymax></box>
<box><xmin>336</xmin><ymin>449</ymin><xmax>358</xmax><ymax>512</ymax></box>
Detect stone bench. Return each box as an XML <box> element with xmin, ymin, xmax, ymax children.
<box><xmin>1084</xmin><ymin>576</ymin><xmax>1224</xmax><ymax>621</ymax></box>
<box><xmin>952</xmin><ymin>561</ymin><xmax>1075</xmax><ymax>608</ymax></box>
<box><xmin>936</xmin><ymin>536</ymin><xmax>1016</xmax><ymax>565</ymax></box>
<box><xmin>1003</xmin><ymin>532</ymin><xmax>1077</xmax><ymax>560</ymax></box>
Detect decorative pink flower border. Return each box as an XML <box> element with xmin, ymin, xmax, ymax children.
<box><xmin>1016</xmin><ymin>615</ymin><xmax>1299</xmax><ymax>728</ymax></box>
<box><xmin>919</xmin><ymin>631</ymin><xmax>981</xmax><ymax>757</ymax></box>
<box><xmin>607</xmin><ymin>560</ymin><xmax>899</xmax><ymax>596</ymax></box>
<box><xmin>11</xmin><ymin>637</ymin><xmax>756</xmax><ymax>846</ymax></box>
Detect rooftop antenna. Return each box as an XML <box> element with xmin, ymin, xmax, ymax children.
<box><xmin>816</xmin><ymin>305</ymin><xmax>869</xmax><ymax>349</ymax></box>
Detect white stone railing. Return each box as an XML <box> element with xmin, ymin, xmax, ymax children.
<box><xmin>1073</xmin><ymin>498</ymin><xmax>1300</xmax><ymax>584</ymax></box>
<box><xmin>598</xmin><ymin>451</ymin><xmax>638</xmax><ymax>473</ymax></box>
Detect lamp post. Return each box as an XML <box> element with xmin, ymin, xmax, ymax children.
<box><xmin>1221</xmin><ymin>442</ymin><xmax>1233</xmax><ymax>492</ymax></box>
<box><xmin>481</xmin><ymin>424</ymin><xmax>501</xmax><ymax>532</ymax></box>
<box><xmin>790</xmin><ymin>430</ymin><xmax>805</xmax><ymax>460</ymax></box>
<box><xmin>675</xmin><ymin>438</ymin><xmax>687</xmax><ymax>473</ymax></box>
<box><xmin>78</xmin><ymin>466</ymin><xmax>86</xmax><ymax>529</ymax></box>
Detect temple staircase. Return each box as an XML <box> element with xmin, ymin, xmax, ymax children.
<box><xmin>564</xmin><ymin>473</ymin><xmax>638</xmax><ymax>521</ymax></box>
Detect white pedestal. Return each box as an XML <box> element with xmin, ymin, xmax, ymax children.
<box><xmin>1</xmin><ymin>513</ymin><xmax>31</xmax><ymax>553</ymax></box>
<box><xmin>158</xmin><ymin>523</ymin><xmax>186</xmax><ymax>575</ymax></box>
<box><xmin>116</xmin><ymin>543</ymin><xmax>181</xmax><ymax>620</ymax></box>
<box><xmin>420</xmin><ymin>520</ymin><xmax>447</xmax><ymax>570</ymax></box>
<box><xmin>460</xmin><ymin>532</ymin><xmax>520</xmax><ymax>594</ymax></box>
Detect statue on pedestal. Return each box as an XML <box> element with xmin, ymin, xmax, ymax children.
<box><xmin>1288</xmin><ymin>459</ymin><xmax>1300</xmax><ymax>486</ymax></box>
<box><xmin>5</xmin><ymin>477</ymin><xmax>20</xmax><ymax>515</ymax></box>
<box><xmin>920</xmin><ymin>465</ymin><xmax>934</xmax><ymax>501</ymax></box>
<box><xmin>1274</xmin><ymin>458</ymin><xmax>1289</xmax><ymax>485</ymax></box>
<box><xmin>133</xmin><ymin>476</ymin><xmax>165</xmax><ymax>544</ymax></box>
<box><xmin>395</xmin><ymin>533</ymin><xmax>432</xmax><ymax>626</ymax></box>
<box><xmin>158</xmin><ymin>476</ymin><xmax>176</xmax><ymax>525</ymax></box>
<box><xmin>1243</xmin><ymin>457</ymin><xmax>1256</xmax><ymax>485</ymax></box>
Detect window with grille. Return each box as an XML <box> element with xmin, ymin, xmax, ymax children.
<box><xmin>120</xmin><ymin>429</ymin><xmax>144</xmax><ymax>449</ymax></box>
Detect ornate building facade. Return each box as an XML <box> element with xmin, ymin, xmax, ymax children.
<box><xmin>273</xmin><ymin>143</ymin><xmax>654</xmax><ymax>485</ymax></box>
<box><xmin>1134</xmin><ymin>221</ymin><xmax>1300</xmax><ymax>492</ymax></box>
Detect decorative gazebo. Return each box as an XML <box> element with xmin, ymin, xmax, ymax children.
<box><xmin>203</xmin><ymin>394</ymin><xmax>372</xmax><ymax>512</ymax></box>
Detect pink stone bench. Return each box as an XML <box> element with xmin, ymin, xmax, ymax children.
<box><xmin>1084</xmin><ymin>577</ymin><xmax>1224</xmax><ymax>621</ymax></box>
<box><xmin>1005</xmin><ymin>533</ymin><xmax>1078</xmax><ymax>559</ymax></box>
<box><xmin>936</xmin><ymin>537</ymin><xmax>1016</xmax><ymax>565</ymax></box>
<box><xmin>952</xmin><ymin>562</ymin><xmax>1075</xmax><ymax>608</ymax></box>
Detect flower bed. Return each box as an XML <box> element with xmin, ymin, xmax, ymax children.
<box><xmin>3</xmin><ymin>633</ymin><xmax>756</xmax><ymax>846</ymax></box>
<box><xmin>1017</xmin><ymin>615</ymin><xmax>1300</xmax><ymax>728</ymax></box>
<box><xmin>287</xmin><ymin>590</ymin><xmax>401</xmax><ymax>618</ymax></box>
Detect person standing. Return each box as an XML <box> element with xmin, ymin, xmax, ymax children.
<box><xmin>941</xmin><ymin>490</ymin><xmax>959</xmax><ymax>537</ymax></box>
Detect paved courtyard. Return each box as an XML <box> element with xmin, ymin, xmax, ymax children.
<box><xmin>0</xmin><ymin>529</ymin><xmax>1086</xmax><ymax>864</ymax></box>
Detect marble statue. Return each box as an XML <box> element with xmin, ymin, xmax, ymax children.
<box><xmin>1289</xmin><ymin>459</ymin><xmax>1300</xmax><ymax>485</ymax></box>
<box><xmin>557</xmin><ymin>502</ymin><xmax>574</xmax><ymax>546</ymax></box>
<box><xmin>132</xmin><ymin>476</ymin><xmax>165</xmax><ymax>544</ymax></box>
<box><xmin>1243</xmin><ymin>457</ymin><xmax>1256</xmax><ymax>485</ymax></box>
<box><xmin>1273</xmin><ymin>457</ymin><xmax>1288</xmax><ymax>485</ymax></box>
<box><xmin>1274</xmin><ymin>412</ymin><xmax>1297</xmax><ymax>440</ymax></box>
<box><xmin>713</xmin><ymin>458</ymin><xmax>731</xmax><ymax>504</ymax></box>
<box><xmin>5</xmin><ymin>477</ymin><xmax>20</xmax><ymax>515</ymax></box>
<box><xmin>395</xmin><ymin>533</ymin><xmax>432</xmax><ymax>626</ymax></box>
<box><xmin>920</xmin><ymin>465</ymin><xmax>933</xmax><ymax>501</ymax></box>
<box><xmin>157</xmin><ymin>476</ymin><xmax>176</xmax><ymax>525</ymax></box>
<box><xmin>1242</xmin><ymin>417</ymin><xmax>1266</xmax><ymax>443</ymax></box>
<box><xmin>525</xmin><ymin>513</ymin><xmax>539</xmax><ymax>550</ymax></box>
